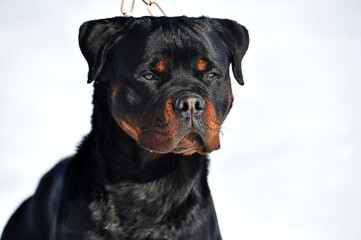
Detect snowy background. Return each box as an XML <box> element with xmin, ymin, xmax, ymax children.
<box><xmin>1</xmin><ymin>0</ymin><xmax>361</xmax><ymax>239</ymax></box>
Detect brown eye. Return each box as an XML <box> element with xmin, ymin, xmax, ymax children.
<box><xmin>144</xmin><ymin>73</ymin><xmax>155</xmax><ymax>80</ymax></box>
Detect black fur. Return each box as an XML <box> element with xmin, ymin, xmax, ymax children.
<box><xmin>1</xmin><ymin>16</ymin><xmax>249</xmax><ymax>240</ymax></box>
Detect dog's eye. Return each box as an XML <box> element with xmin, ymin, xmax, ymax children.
<box><xmin>143</xmin><ymin>73</ymin><xmax>156</xmax><ymax>81</ymax></box>
<box><xmin>208</xmin><ymin>73</ymin><xmax>216</xmax><ymax>78</ymax></box>
<box><xmin>205</xmin><ymin>72</ymin><xmax>218</xmax><ymax>80</ymax></box>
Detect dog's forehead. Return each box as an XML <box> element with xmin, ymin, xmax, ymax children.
<box><xmin>148</xmin><ymin>18</ymin><xmax>227</xmax><ymax>60</ymax></box>
<box><xmin>115</xmin><ymin>17</ymin><xmax>228</xmax><ymax>65</ymax></box>
<box><xmin>145</xmin><ymin>18</ymin><xmax>210</xmax><ymax>48</ymax></box>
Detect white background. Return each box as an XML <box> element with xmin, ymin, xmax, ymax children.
<box><xmin>1</xmin><ymin>0</ymin><xmax>360</xmax><ymax>239</ymax></box>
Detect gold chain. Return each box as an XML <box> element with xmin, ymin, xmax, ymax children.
<box><xmin>121</xmin><ymin>0</ymin><xmax>166</xmax><ymax>17</ymax></box>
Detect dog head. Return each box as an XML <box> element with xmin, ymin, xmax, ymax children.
<box><xmin>79</xmin><ymin>16</ymin><xmax>249</xmax><ymax>155</ymax></box>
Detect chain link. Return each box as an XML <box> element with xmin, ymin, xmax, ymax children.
<box><xmin>121</xmin><ymin>0</ymin><xmax>166</xmax><ymax>17</ymax></box>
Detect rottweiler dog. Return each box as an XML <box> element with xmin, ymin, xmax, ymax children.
<box><xmin>1</xmin><ymin>16</ymin><xmax>249</xmax><ymax>240</ymax></box>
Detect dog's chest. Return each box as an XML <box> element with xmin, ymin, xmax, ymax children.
<box><xmin>85</xmin><ymin>191</ymin><xmax>206</xmax><ymax>239</ymax></box>
<box><xmin>89</xmin><ymin>180</ymin><xmax>199</xmax><ymax>235</ymax></box>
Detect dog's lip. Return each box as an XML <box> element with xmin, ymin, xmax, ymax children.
<box><xmin>173</xmin><ymin>147</ymin><xmax>188</xmax><ymax>152</ymax></box>
<box><xmin>172</xmin><ymin>146</ymin><xmax>199</xmax><ymax>154</ymax></box>
<box><xmin>179</xmin><ymin>129</ymin><xmax>204</xmax><ymax>142</ymax></box>
<box><xmin>136</xmin><ymin>115</ymin><xmax>220</xmax><ymax>154</ymax></box>
<box><xmin>172</xmin><ymin>130</ymin><xmax>207</xmax><ymax>152</ymax></box>
<box><xmin>139</xmin><ymin>129</ymin><xmax>205</xmax><ymax>154</ymax></box>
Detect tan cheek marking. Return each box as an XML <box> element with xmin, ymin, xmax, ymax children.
<box><xmin>117</xmin><ymin>119</ymin><xmax>139</xmax><ymax>141</ymax></box>
<box><xmin>160</xmin><ymin>100</ymin><xmax>179</xmax><ymax>141</ymax></box>
<box><xmin>111</xmin><ymin>85</ymin><xmax>120</xmax><ymax>102</ymax></box>
<box><xmin>204</xmin><ymin>98</ymin><xmax>219</xmax><ymax>128</ymax></box>
<box><xmin>156</xmin><ymin>60</ymin><xmax>166</xmax><ymax>72</ymax></box>
<box><xmin>204</xmin><ymin>98</ymin><xmax>221</xmax><ymax>151</ymax></box>
<box><xmin>227</xmin><ymin>86</ymin><xmax>232</xmax><ymax>106</ymax></box>
<box><xmin>137</xmin><ymin>100</ymin><xmax>180</xmax><ymax>153</ymax></box>
<box><xmin>197</xmin><ymin>59</ymin><xmax>207</xmax><ymax>71</ymax></box>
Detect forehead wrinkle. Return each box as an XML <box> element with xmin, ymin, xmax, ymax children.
<box><xmin>146</xmin><ymin>18</ymin><xmax>206</xmax><ymax>50</ymax></box>
<box><xmin>143</xmin><ymin>19</ymin><xmax>228</xmax><ymax>70</ymax></box>
<box><xmin>146</xmin><ymin>31</ymin><xmax>203</xmax><ymax>69</ymax></box>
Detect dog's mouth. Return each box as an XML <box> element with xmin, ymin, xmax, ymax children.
<box><xmin>115</xmin><ymin>99</ymin><xmax>221</xmax><ymax>155</ymax></box>
<box><xmin>138</xmin><ymin>127</ymin><xmax>220</xmax><ymax>155</ymax></box>
<box><xmin>137</xmin><ymin>114</ymin><xmax>221</xmax><ymax>155</ymax></box>
<box><xmin>172</xmin><ymin>131</ymin><xmax>209</xmax><ymax>155</ymax></box>
<box><xmin>117</xmin><ymin>117</ymin><xmax>221</xmax><ymax>155</ymax></box>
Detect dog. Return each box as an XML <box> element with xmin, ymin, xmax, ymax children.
<box><xmin>1</xmin><ymin>16</ymin><xmax>249</xmax><ymax>240</ymax></box>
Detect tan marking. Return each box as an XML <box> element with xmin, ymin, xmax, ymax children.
<box><xmin>111</xmin><ymin>85</ymin><xmax>120</xmax><ymax>102</ymax></box>
<box><xmin>137</xmin><ymin>100</ymin><xmax>180</xmax><ymax>153</ymax></box>
<box><xmin>227</xmin><ymin>86</ymin><xmax>232</xmax><ymax>106</ymax></box>
<box><xmin>155</xmin><ymin>99</ymin><xmax>179</xmax><ymax>144</ymax></box>
<box><xmin>118</xmin><ymin>119</ymin><xmax>139</xmax><ymax>141</ymax></box>
<box><xmin>204</xmin><ymin>98</ymin><xmax>221</xmax><ymax>152</ymax></box>
<box><xmin>197</xmin><ymin>59</ymin><xmax>207</xmax><ymax>71</ymax></box>
<box><xmin>156</xmin><ymin>60</ymin><xmax>166</xmax><ymax>72</ymax></box>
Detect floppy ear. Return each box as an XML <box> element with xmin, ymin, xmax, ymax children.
<box><xmin>211</xmin><ymin>18</ymin><xmax>249</xmax><ymax>85</ymax></box>
<box><xmin>79</xmin><ymin>17</ymin><xmax>133</xmax><ymax>83</ymax></box>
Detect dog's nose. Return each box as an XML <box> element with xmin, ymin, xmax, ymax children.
<box><xmin>173</xmin><ymin>93</ymin><xmax>206</xmax><ymax>117</ymax></box>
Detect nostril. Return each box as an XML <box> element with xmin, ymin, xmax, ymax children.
<box><xmin>195</xmin><ymin>99</ymin><xmax>205</xmax><ymax>111</ymax></box>
<box><xmin>173</xmin><ymin>93</ymin><xmax>206</xmax><ymax>117</ymax></box>
<box><xmin>181</xmin><ymin>102</ymin><xmax>189</xmax><ymax>112</ymax></box>
<box><xmin>175</xmin><ymin>98</ymin><xmax>189</xmax><ymax>112</ymax></box>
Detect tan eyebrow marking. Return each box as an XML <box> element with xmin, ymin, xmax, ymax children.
<box><xmin>197</xmin><ymin>59</ymin><xmax>207</xmax><ymax>71</ymax></box>
<box><xmin>156</xmin><ymin>60</ymin><xmax>166</xmax><ymax>72</ymax></box>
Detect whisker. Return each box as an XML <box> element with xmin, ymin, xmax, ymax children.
<box><xmin>220</xmin><ymin>129</ymin><xmax>224</xmax><ymax>137</ymax></box>
<box><xmin>139</xmin><ymin>127</ymin><xmax>155</xmax><ymax>133</ymax></box>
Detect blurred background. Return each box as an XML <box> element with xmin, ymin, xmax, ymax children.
<box><xmin>1</xmin><ymin>0</ymin><xmax>360</xmax><ymax>239</ymax></box>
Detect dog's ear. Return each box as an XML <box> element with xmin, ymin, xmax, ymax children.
<box><xmin>79</xmin><ymin>17</ymin><xmax>132</xmax><ymax>83</ymax></box>
<box><xmin>210</xmin><ymin>18</ymin><xmax>249</xmax><ymax>85</ymax></box>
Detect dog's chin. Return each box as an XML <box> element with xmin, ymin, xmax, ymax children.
<box><xmin>171</xmin><ymin>132</ymin><xmax>210</xmax><ymax>155</ymax></box>
<box><xmin>138</xmin><ymin>131</ymin><xmax>220</xmax><ymax>155</ymax></box>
